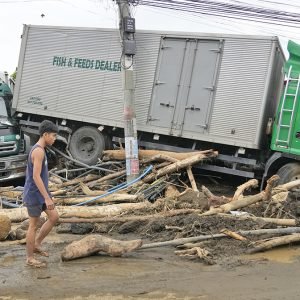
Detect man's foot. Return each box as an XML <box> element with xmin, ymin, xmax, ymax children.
<box><xmin>26</xmin><ymin>258</ymin><xmax>47</xmax><ymax>268</ymax></box>
<box><xmin>34</xmin><ymin>248</ymin><xmax>49</xmax><ymax>257</ymax></box>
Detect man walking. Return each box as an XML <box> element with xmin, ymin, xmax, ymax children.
<box><xmin>23</xmin><ymin>120</ymin><xmax>59</xmax><ymax>267</ymax></box>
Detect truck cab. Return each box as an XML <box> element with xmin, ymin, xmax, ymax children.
<box><xmin>0</xmin><ymin>72</ymin><xmax>27</xmax><ymax>182</ymax></box>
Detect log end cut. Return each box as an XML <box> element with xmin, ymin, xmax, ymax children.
<box><xmin>0</xmin><ymin>214</ymin><xmax>11</xmax><ymax>241</ymax></box>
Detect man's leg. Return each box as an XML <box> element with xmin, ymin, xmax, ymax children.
<box><xmin>26</xmin><ymin>216</ymin><xmax>40</xmax><ymax>262</ymax></box>
<box><xmin>35</xmin><ymin>207</ymin><xmax>59</xmax><ymax>250</ymax></box>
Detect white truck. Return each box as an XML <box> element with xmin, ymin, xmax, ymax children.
<box><xmin>14</xmin><ymin>24</ymin><xmax>296</xmax><ymax>183</ymax></box>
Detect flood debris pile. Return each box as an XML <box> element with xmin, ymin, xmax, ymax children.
<box><xmin>1</xmin><ymin>149</ymin><xmax>300</xmax><ymax>265</ymax></box>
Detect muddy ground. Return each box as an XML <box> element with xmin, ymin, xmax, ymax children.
<box><xmin>1</xmin><ymin>231</ymin><xmax>300</xmax><ymax>300</ymax></box>
<box><xmin>2</xmin><ymin>180</ymin><xmax>300</xmax><ymax>299</ymax></box>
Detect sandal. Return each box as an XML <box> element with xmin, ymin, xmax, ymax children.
<box><xmin>26</xmin><ymin>258</ymin><xmax>47</xmax><ymax>268</ymax></box>
<box><xmin>34</xmin><ymin>248</ymin><xmax>49</xmax><ymax>257</ymax></box>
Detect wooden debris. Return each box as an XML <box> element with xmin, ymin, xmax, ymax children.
<box><xmin>248</xmin><ymin>233</ymin><xmax>300</xmax><ymax>254</ymax></box>
<box><xmin>200</xmin><ymin>175</ymin><xmax>279</xmax><ymax>216</ymax></box>
<box><xmin>164</xmin><ymin>185</ymin><xmax>180</xmax><ymax>198</ymax></box>
<box><xmin>0</xmin><ymin>215</ymin><xmax>11</xmax><ymax>241</ymax></box>
<box><xmin>0</xmin><ymin>202</ymin><xmax>150</xmax><ymax>222</ymax></box>
<box><xmin>175</xmin><ymin>247</ymin><xmax>215</xmax><ymax>264</ymax></box>
<box><xmin>143</xmin><ymin>151</ymin><xmax>218</xmax><ymax>184</ymax></box>
<box><xmin>102</xmin><ymin>149</ymin><xmax>215</xmax><ymax>161</ymax></box>
<box><xmin>58</xmin><ymin>208</ymin><xmax>200</xmax><ymax>224</ymax></box>
<box><xmin>231</xmin><ymin>179</ymin><xmax>258</xmax><ymax>201</ymax></box>
<box><xmin>186</xmin><ymin>166</ymin><xmax>198</xmax><ymax>192</ymax></box>
<box><xmin>61</xmin><ymin>234</ymin><xmax>143</xmax><ymax>261</ymax></box>
<box><xmin>140</xmin><ymin>227</ymin><xmax>300</xmax><ymax>249</ymax></box>
<box><xmin>217</xmin><ymin>213</ymin><xmax>297</xmax><ymax>227</ymax></box>
<box><xmin>220</xmin><ymin>228</ymin><xmax>247</xmax><ymax>241</ymax></box>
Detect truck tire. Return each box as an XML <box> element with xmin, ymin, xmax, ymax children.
<box><xmin>69</xmin><ymin>126</ymin><xmax>105</xmax><ymax>165</ymax></box>
<box><xmin>277</xmin><ymin>162</ymin><xmax>300</xmax><ymax>184</ymax></box>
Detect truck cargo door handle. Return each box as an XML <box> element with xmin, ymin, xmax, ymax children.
<box><xmin>155</xmin><ymin>81</ymin><xmax>165</xmax><ymax>85</ymax></box>
<box><xmin>160</xmin><ymin>102</ymin><xmax>174</xmax><ymax>108</ymax></box>
<box><xmin>185</xmin><ymin>105</ymin><xmax>200</xmax><ymax>111</ymax></box>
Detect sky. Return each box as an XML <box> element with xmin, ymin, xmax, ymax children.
<box><xmin>1</xmin><ymin>0</ymin><xmax>300</xmax><ymax>74</ymax></box>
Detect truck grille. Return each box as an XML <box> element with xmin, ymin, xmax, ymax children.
<box><xmin>0</xmin><ymin>141</ymin><xmax>17</xmax><ymax>152</ymax></box>
<box><xmin>0</xmin><ymin>162</ymin><xmax>5</xmax><ymax>169</ymax></box>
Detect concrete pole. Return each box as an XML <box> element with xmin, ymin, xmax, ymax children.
<box><xmin>116</xmin><ymin>0</ymin><xmax>139</xmax><ymax>182</ymax></box>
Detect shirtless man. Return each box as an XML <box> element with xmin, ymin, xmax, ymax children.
<box><xmin>23</xmin><ymin>120</ymin><xmax>59</xmax><ymax>267</ymax></box>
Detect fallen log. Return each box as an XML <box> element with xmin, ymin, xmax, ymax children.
<box><xmin>187</xmin><ymin>166</ymin><xmax>199</xmax><ymax>192</ymax></box>
<box><xmin>58</xmin><ymin>208</ymin><xmax>200</xmax><ymax>224</ymax></box>
<box><xmin>102</xmin><ymin>149</ymin><xmax>214</xmax><ymax>161</ymax></box>
<box><xmin>217</xmin><ymin>213</ymin><xmax>297</xmax><ymax>227</ymax></box>
<box><xmin>61</xmin><ymin>234</ymin><xmax>143</xmax><ymax>261</ymax></box>
<box><xmin>231</xmin><ymin>179</ymin><xmax>258</xmax><ymax>202</ymax></box>
<box><xmin>87</xmin><ymin>170</ymin><xmax>126</xmax><ymax>188</ymax></box>
<box><xmin>247</xmin><ymin>233</ymin><xmax>300</xmax><ymax>254</ymax></box>
<box><xmin>0</xmin><ymin>202</ymin><xmax>150</xmax><ymax>222</ymax></box>
<box><xmin>54</xmin><ymin>193</ymin><xmax>141</xmax><ymax>205</ymax></box>
<box><xmin>0</xmin><ymin>215</ymin><xmax>11</xmax><ymax>241</ymax></box>
<box><xmin>143</xmin><ymin>151</ymin><xmax>218</xmax><ymax>183</ymax></box>
<box><xmin>0</xmin><ymin>191</ymin><xmax>22</xmax><ymax>198</ymax></box>
<box><xmin>220</xmin><ymin>228</ymin><xmax>247</xmax><ymax>241</ymax></box>
<box><xmin>49</xmin><ymin>174</ymin><xmax>101</xmax><ymax>191</ymax></box>
<box><xmin>200</xmin><ymin>175</ymin><xmax>279</xmax><ymax>216</ymax></box>
<box><xmin>140</xmin><ymin>227</ymin><xmax>300</xmax><ymax>249</ymax></box>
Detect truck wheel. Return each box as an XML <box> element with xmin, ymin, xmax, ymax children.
<box><xmin>277</xmin><ymin>162</ymin><xmax>300</xmax><ymax>184</ymax></box>
<box><xmin>69</xmin><ymin>126</ymin><xmax>105</xmax><ymax>165</ymax></box>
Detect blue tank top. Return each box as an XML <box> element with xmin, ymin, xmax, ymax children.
<box><xmin>23</xmin><ymin>144</ymin><xmax>51</xmax><ymax>206</ymax></box>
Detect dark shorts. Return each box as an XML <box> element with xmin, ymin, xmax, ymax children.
<box><xmin>26</xmin><ymin>203</ymin><xmax>47</xmax><ymax>217</ymax></box>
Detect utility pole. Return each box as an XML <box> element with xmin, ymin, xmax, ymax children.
<box><xmin>115</xmin><ymin>0</ymin><xmax>139</xmax><ymax>182</ymax></box>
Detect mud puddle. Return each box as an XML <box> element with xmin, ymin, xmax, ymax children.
<box><xmin>242</xmin><ymin>246</ymin><xmax>300</xmax><ymax>264</ymax></box>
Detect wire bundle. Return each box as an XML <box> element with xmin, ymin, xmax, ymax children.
<box><xmin>139</xmin><ymin>0</ymin><xmax>300</xmax><ymax>28</ymax></box>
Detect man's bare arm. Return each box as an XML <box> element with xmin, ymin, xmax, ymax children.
<box><xmin>32</xmin><ymin>148</ymin><xmax>54</xmax><ymax>210</ymax></box>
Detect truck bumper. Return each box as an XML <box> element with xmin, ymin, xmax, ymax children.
<box><xmin>0</xmin><ymin>154</ymin><xmax>27</xmax><ymax>182</ymax></box>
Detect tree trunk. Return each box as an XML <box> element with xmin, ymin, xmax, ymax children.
<box><xmin>0</xmin><ymin>215</ymin><xmax>11</xmax><ymax>241</ymax></box>
<box><xmin>58</xmin><ymin>208</ymin><xmax>200</xmax><ymax>224</ymax></box>
<box><xmin>217</xmin><ymin>213</ymin><xmax>297</xmax><ymax>227</ymax></box>
<box><xmin>0</xmin><ymin>202</ymin><xmax>149</xmax><ymax>222</ymax></box>
<box><xmin>54</xmin><ymin>194</ymin><xmax>141</xmax><ymax>205</ymax></box>
<box><xmin>247</xmin><ymin>233</ymin><xmax>300</xmax><ymax>254</ymax></box>
<box><xmin>143</xmin><ymin>151</ymin><xmax>218</xmax><ymax>184</ymax></box>
<box><xmin>102</xmin><ymin>149</ymin><xmax>215</xmax><ymax>161</ymax></box>
<box><xmin>87</xmin><ymin>170</ymin><xmax>126</xmax><ymax>188</ymax></box>
<box><xmin>61</xmin><ymin>234</ymin><xmax>143</xmax><ymax>261</ymax></box>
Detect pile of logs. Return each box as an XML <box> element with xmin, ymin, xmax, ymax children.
<box><xmin>1</xmin><ymin>149</ymin><xmax>300</xmax><ymax>263</ymax></box>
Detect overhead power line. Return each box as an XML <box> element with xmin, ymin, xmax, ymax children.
<box><xmin>139</xmin><ymin>0</ymin><xmax>300</xmax><ymax>28</ymax></box>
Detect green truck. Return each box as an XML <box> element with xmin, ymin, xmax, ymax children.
<box><xmin>0</xmin><ymin>72</ymin><xmax>27</xmax><ymax>182</ymax></box>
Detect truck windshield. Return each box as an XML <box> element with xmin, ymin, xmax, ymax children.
<box><xmin>0</xmin><ymin>97</ymin><xmax>8</xmax><ymax>118</ymax></box>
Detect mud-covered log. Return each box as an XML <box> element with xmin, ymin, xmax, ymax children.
<box><xmin>61</xmin><ymin>234</ymin><xmax>143</xmax><ymax>261</ymax></box>
<box><xmin>248</xmin><ymin>233</ymin><xmax>300</xmax><ymax>254</ymax></box>
<box><xmin>58</xmin><ymin>208</ymin><xmax>200</xmax><ymax>224</ymax></box>
<box><xmin>102</xmin><ymin>149</ymin><xmax>215</xmax><ymax>161</ymax></box>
